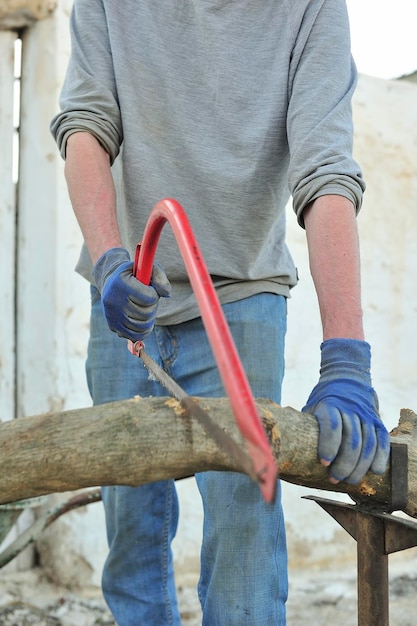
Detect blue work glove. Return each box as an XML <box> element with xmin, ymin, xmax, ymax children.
<box><xmin>92</xmin><ymin>247</ymin><xmax>171</xmax><ymax>341</ymax></box>
<box><xmin>302</xmin><ymin>338</ymin><xmax>390</xmax><ymax>485</ymax></box>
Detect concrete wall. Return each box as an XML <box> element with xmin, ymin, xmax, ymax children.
<box><xmin>0</xmin><ymin>1</ymin><xmax>416</xmax><ymax>590</ymax></box>
<box><xmin>0</xmin><ymin>0</ymin><xmax>91</xmax><ymax>573</ymax></box>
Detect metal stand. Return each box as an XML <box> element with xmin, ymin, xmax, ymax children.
<box><xmin>304</xmin><ymin>441</ymin><xmax>417</xmax><ymax>625</ymax></box>
<box><xmin>305</xmin><ymin>495</ymin><xmax>417</xmax><ymax>625</ymax></box>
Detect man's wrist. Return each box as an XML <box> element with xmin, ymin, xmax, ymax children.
<box><xmin>319</xmin><ymin>338</ymin><xmax>372</xmax><ymax>386</ymax></box>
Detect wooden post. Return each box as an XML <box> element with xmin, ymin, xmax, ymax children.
<box><xmin>17</xmin><ymin>3</ymin><xmax>90</xmax><ymax>420</ymax></box>
<box><xmin>0</xmin><ymin>30</ymin><xmax>17</xmax><ymax>423</ymax></box>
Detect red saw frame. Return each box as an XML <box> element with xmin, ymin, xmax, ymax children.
<box><xmin>130</xmin><ymin>198</ymin><xmax>278</xmax><ymax>503</ymax></box>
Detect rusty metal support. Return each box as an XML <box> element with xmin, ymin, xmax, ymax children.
<box><xmin>356</xmin><ymin>511</ymin><xmax>388</xmax><ymax>625</ymax></box>
<box><xmin>305</xmin><ymin>495</ymin><xmax>417</xmax><ymax>626</ymax></box>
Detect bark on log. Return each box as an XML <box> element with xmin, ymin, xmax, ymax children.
<box><xmin>0</xmin><ymin>396</ymin><xmax>415</xmax><ymax>517</ymax></box>
<box><xmin>0</xmin><ymin>0</ymin><xmax>56</xmax><ymax>30</ymax></box>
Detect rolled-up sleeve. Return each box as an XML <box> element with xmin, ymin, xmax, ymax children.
<box><xmin>50</xmin><ymin>0</ymin><xmax>123</xmax><ymax>164</ymax></box>
<box><xmin>287</xmin><ymin>0</ymin><xmax>365</xmax><ymax>227</ymax></box>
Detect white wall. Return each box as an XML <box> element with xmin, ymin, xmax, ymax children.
<box><xmin>1</xmin><ymin>0</ymin><xmax>416</xmax><ymax>589</ymax></box>
<box><xmin>282</xmin><ymin>74</ymin><xmax>417</xmax><ymax>567</ymax></box>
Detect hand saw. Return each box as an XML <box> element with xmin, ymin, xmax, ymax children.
<box><xmin>127</xmin><ymin>198</ymin><xmax>278</xmax><ymax>503</ymax></box>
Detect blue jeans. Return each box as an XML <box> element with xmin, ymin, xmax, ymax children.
<box><xmin>87</xmin><ymin>287</ymin><xmax>288</xmax><ymax>625</ymax></box>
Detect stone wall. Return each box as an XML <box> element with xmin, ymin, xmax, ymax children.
<box><xmin>0</xmin><ymin>0</ymin><xmax>56</xmax><ymax>30</ymax></box>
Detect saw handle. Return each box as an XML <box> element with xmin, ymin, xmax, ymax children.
<box><xmin>128</xmin><ymin>198</ymin><xmax>278</xmax><ymax>503</ymax></box>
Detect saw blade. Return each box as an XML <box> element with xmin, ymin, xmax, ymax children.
<box><xmin>135</xmin><ymin>342</ymin><xmax>259</xmax><ymax>483</ymax></box>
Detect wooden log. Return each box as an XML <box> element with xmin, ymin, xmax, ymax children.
<box><xmin>0</xmin><ymin>397</ymin><xmax>415</xmax><ymax>517</ymax></box>
<box><xmin>0</xmin><ymin>0</ymin><xmax>56</xmax><ymax>30</ymax></box>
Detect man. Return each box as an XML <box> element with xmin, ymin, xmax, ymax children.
<box><xmin>51</xmin><ymin>1</ymin><xmax>390</xmax><ymax>624</ymax></box>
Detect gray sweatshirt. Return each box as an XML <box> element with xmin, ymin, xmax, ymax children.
<box><xmin>51</xmin><ymin>0</ymin><xmax>365</xmax><ymax>325</ymax></box>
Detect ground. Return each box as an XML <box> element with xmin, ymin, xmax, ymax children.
<box><xmin>1</xmin><ymin>551</ymin><xmax>417</xmax><ymax>625</ymax></box>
